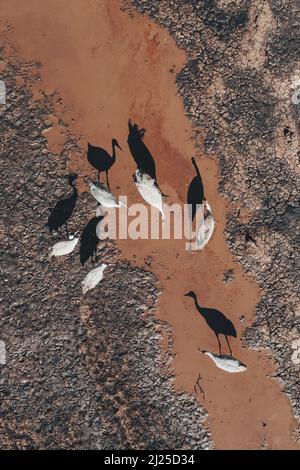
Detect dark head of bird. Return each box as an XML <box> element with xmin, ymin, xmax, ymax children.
<box><xmin>184</xmin><ymin>290</ymin><xmax>197</xmax><ymax>300</ymax></box>
<box><xmin>128</xmin><ymin>118</ymin><xmax>145</xmax><ymax>140</ymax></box>
<box><xmin>112</xmin><ymin>138</ymin><xmax>122</xmax><ymax>151</ymax></box>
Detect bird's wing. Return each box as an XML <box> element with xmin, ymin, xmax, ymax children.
<box><xmin>136</xmin><ymin>179</ymin><xmax>163</xmax><ymax>210</ymax></box>
<box><xmin>82</xmin><ymin>265</ymin><xmax>105</xmax><ymax>294</ymax></box>
<box><xmin>213</xmin><ymin>355</ymin><xmax>246</xmax><ymax>372</ymax></box>
<box><xmin>50</xmin><ymin>238</ymin><xmax>78</xmax><ymax>256</ymax></box>
<box><xmin>197</xmin><ymin>214</ymin><xmax>214</xmax><ymax>249</ymax></box>
<box><xmin>91</xmin><ymin>186</ymin><xmax>118</xmax><ymax>206</ymax></box>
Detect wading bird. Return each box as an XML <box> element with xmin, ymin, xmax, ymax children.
<box><xmin>87</xmin><ymin>139</ymin><xmax>122</xmax><ymax>189</ymax></box>
<box><xmin>47</xmin><ymin>174</ymin><xmax>78</xmax><ymax>236</ymax></box>
<box><xmin>133</xmin><ymin>169</ymin><xmax>165</xmax><ymax>221</ymax></box>
<box><xmin>89</xmin><ymin>181</ymin><xmax>125</xmax><ymax>208</ymax></box>
<box><xmin>184</xmin><ymin>291</ymin><xmax>237</xmax><ymax>355</ymax></box>
<box><xmin>197</xmin><ymin>199</ymin><xmax>215</xmax><ymax>249</ymax></box>
<box><xmin>50</xmin><ymin>235</ymin><xmax>79</xmax><ymax>257</ymax></box>
<box><xmin>82</xmin><ymin>263</ymin><xmax>108</xmax><ymax>294</ymax></box>
<box><xmin>201</xmin><ymin>350</ymin><xmax>247</xmax><ymax>373</ymax></box>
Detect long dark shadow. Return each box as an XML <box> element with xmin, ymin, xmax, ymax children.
<box><xmin>47</xmin><ymin>173</ymin><xmax>78</xmax><ymax>237</ymax></box>
<box><xmin>127</xmin><ymin>119</ymin><xmax>156</xmax><ymax>180</ymax></box>
<box><xmin>184</xmin><ymin>291</ymin><xmax>237</xmax><ymax>355</ymax></box>
<box><xmin>187</xmin><ymin>157</ymin><xmax>204</xmax><ymax>223</ymax></box>
<box><xmin>80</xmin><ymin>215</ymin><xmax>103</xmax><ymax>266</ymax></box>
<box><xmin>87</xmin><ymin>139</ymin><xmax>122</xmax><ymax>190</ymax></box>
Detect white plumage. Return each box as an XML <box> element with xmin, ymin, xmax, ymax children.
<box><xmin>202</xmin><ymin>351</ymin><xmax>247</xmax><ymax>373</ymax></box>
<box><xmin>95</xmin><ymin>205</ymin><xmax>104</xmax><ymax>217</ymax></box>
<box><xmin>197</xmin><ymin>200</ymin><xmax>215</xmax><ymax>249</ymax></box>
<box><xmin>82</xmin><ymin>263</ymin><xmax>108</xmax><ymax>294</ymax></box>
<box><xmin>89</xmin><ymin>181</ymin><xmax>124</xmax><ymax>208</ymax></box>
<box><xmin>133</xmin><ymin>170</ymin><xmax>165</xmax><ymax>220</ymax></box>
<box><xmin>50</xmin><ymin>236</ymin><xmax>79</xmax><ymax>257</ymax></box>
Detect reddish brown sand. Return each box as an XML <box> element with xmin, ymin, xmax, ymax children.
<box><xmin>1</xmin><ymin>0</ymin><xmax>298</xmax><ymax>449</ymax></box>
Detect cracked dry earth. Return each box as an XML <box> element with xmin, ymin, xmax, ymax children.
<box><xmin>0</xmin><ymin>55</ymin><xmax>211</xmax><ymax>449</ymax></box>
<box><xmin>130</xmin><ymin>0</ymin><xmax>300</xmax><ymax>436</ymax></box>
<box><xmin>0</xmin><ymin>0</ymin><xmax>299</xmax><ymax>450</ymax></box>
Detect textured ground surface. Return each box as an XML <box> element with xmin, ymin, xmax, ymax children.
<box><xmin>0</xmin><ymin>52</ymin><xmax>211</xmax><ymax>449</ymax></box>
<box><xmin>129</xmin><ymin>0</ymin><xmax>300</xmax><ymax>426</ymax></box>
<box><xmin>0</xmin><ymin>0</ymin><xmax>299</xmax><ymax>449</ymax></box>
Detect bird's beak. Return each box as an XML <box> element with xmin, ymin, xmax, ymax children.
<box><xmin>116</xmin><ymin>142</ymin><xmax>123</xmax><ymax>151</ymax></box>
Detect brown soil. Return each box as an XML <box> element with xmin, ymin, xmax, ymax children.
<box><xmin>0</xmin><ymin>0</ymin><xmax>298</xmax><ymax>449</ymax></box>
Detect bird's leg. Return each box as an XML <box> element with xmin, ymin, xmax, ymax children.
<box><xmin>187</xmin><ymin>221</ymin><xmax>192</xmax><ymax>251</ymax></box>
<box><xmin>65</xmin><ymin>223</ymin><xmax>69</xmax><ymax>238</ymax></box>
<box><xmin>194</xmin><ymin>373</ymin><xmax>205</xmax><ymax>400</ymax></box>
<box><xmin>215</xmin><ymin>333</ymin><xmax>221</xmax><ymax>356</ymax></box>
<box><xmin>225</xmin><ymin>335</ymin><xmax>232</xmax><ymax>356</ymax></box>
<box><xmin>98</xmin><ymin>170</ymin><xmax>100</xmax><ymax>182</ymax></box>
<box><xmin>106</xmin><ymin>170</ymin><xmax>110</xmax><ymax>190</ymax></box>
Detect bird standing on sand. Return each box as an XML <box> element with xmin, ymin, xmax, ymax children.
<box><xmin>197</xmin><ymin>199</ymin><xmax>215</xmax><ymax>249</ymax></box>
<box><xmin>184</xmin><ymin>291</ymin><xmax>237</xmax><ymax>355</ymax></box>
<box><xmin>201</xmin><ymin>350</ymin><xmax>247</xmax><ymax>373</ymax></box>
<box><xmin>89</xmin><ymin>181</ymin><xmax>125</xmax><ymax>208</ymax></box>
<box><xmin>87</xmin><ymin>139</ymin><xmax>122</xmax><ymax>189</ymax></box>
<box><xmin>47</xmin><ymin>174</ymin><xmax>78</xmax><ymax>237</ymax></box>
<box><xmin>133</xmin><ymin>169</ymin><xmax>165</xmax><ymax>221</ymax></box>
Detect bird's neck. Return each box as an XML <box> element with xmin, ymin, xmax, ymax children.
<box><xmin>192</xmin><ymin>158</ymin><xmax>200</xmax><ymax>178</ymax></box>
<box><xmin>192</xmin><ymin>296</ymin><xmax>203</xmax><ymax>315</ymax></box>
<box><xmin>71</xmin><ymin>185</ymin><xmax>78</xmax><ymax>198</ymax></box>
<box><xmin>112</xmin><ymin>142</ymin><xmax>117</xmax><ymax>161</ymax></box>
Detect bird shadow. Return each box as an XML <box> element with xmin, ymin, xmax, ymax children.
<box><xmin>87</xmin><ymin>139</ymin><xmax>122</xmax><ymax>190</ymax></box>
<box><xmin>184</xmin><ymin>291</ymin><xmax>237</xmax><ymax>355</ymax></box>
<box><xmin>187</xmin><ymin>157</ymin><xmax>204</xmax><ymax>223</ymax></box>
<box><xmin>47</xmin><ymin>173</ymin><xmax>78</xmax><ymax>237</ymax></box>
<box><xmin>127</xmin><ymin>119</ymin><xmax>157</xmax><ymax>180</ymax></box>
<box><xmin>80</xmin><ymin>215</ymin><xmax>104</xmax><ymax>266</ymax></box>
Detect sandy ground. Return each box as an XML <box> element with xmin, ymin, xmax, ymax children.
<box><xmin>0</xmin><ymin>0</ymin><xmax>298</xmax><ymax>449</ymax></box>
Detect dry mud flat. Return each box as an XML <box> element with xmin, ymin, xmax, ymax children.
<box><xmin>0</xmin><ymin>0</ymin><xmax>299</xmax><ymax>449</ymax></box>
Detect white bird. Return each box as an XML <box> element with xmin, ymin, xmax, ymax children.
<box><xmin>133</xmin><ymin>170</ymin><xmax>165</xmax><ymax>221</ymax></box>
<box><xmin>201</xmin><ymin>350</ymin><xmax>247</xmax><ymax>373</ymax></box>
<box><xmin>197</xmin><ymin>199</ymin><xmax>215</xmax><ymax>249</ymax></box>
<box><xmin>89</xmin><ymin>181</ymin><xmax>125</xmax><ymax>208</ymax></box>
<box><xmin>82</xmin><ymin>263</ymin><xmax>108</xmax><ymax>294</ymax></box>
<box><xmin>50</xmin><ymin>235</ymin><xmax>79</xmax><ymax>257</ymax></box>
